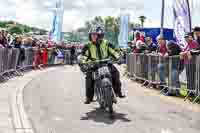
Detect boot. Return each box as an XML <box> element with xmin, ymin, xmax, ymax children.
<box><xmin>84</xmin><ymin>98</ymin><xmax>92</xmax><ymax>104</ymax></box>
<box><xmin>118</xmin><ymin>91</ymin><xmax>126</xmax><ymax>98</ymax></box>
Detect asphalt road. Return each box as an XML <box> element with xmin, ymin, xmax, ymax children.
<box><xmin>23</xmin><ymin>65</ymin><xmax>200</xmax><ymax>133</ymax></box>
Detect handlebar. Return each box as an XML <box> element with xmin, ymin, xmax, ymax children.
<box><xmin>81</xmin><ymin>58</ymin><xmax>116</xmax><ymax>65</ymax></box>
<box><xmin>79</xmin><ymin>58</ymin><xmax>117</xmax><ymax>72</ymax></box>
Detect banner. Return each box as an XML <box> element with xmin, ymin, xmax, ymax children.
<box><xmin>133</xmin><ymin>28</ymin><xmax>174</xmax><ymax>43</ymax></box>
<box><xmin>173</xmin><ymin>0</ymin><xmax>191</xmax><ymax>50</ymax></box>
<box><xmin>49</xmin><ymin>0</ymin><xmax>64</xmax><ymax>43</ymax></box>
<box><xmin>118</xmin><ymin>13</ymin><xmax>129</xmax><ymax>48</ymax></box>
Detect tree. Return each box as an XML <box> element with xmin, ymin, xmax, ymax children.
<box><xmin>9</xmin><ymin>26</ymin><xmax>23</xmax><ymax>34</ymax></box>
<box><xmin>7</xmin><ymin>21</ymin><xmax>15</xmax><ymax>25</ymax></box>
<box><xmin>93</xmin><ymin>16</ymin><xmax>104</xmax><ymax>26</ymax></box>
<box><xmin>77</xmin><ymin>27</ymin><xmax>86</xmax><ymax>33</ymax></box>
<box><xmin>39</xmin><ymin>29</ymin><xmax>47</xmax><ymax>35</ymax></box>
<box><xmin>85</xmin><ymin>21</ymin><xmax>92</xmax><ymax>32</ymax></box>
<box><xmin>23</xmin><ymin>25</ymin><xmax>31</xmax><ymax>33</ymax></box>
<box><xmin>139</xmin><ymin>16</ymin><xmax>147</xmax><ymax>28</ymax></box>
<box><xmin>104</xmin><ymin>16</ymin><xmax>120</xmax><ymax>45</ymax></box>
<box><xmin>76</xmin><ymin>16</ymin><xmax>141</xmax><ymax>45</ymax></box>
<box><xmin>0</xmin><ymin>21</ymin><xmax>7</xmax><ymax>28</ymax></box>
<box><xmin>129</xmin><ymin>22</ymin><xmax>142</xmax><ymax>29</ymax></box>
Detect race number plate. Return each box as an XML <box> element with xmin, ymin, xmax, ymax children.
<box><xmin>98</xmin><ymin>66</ymin><xmax>110</xmax><ymax>75</ymax></box>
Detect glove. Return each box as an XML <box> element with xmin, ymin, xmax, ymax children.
<box><xmin>117</xmin><ymin>60</ymin><xmax>122</xmax><ymax>65</ymax></box>
<box><xmin>80</xmin><ymin>64</ymin><xmax>88</xmax><ymax>72</ymax></box>
<box><xmin>117</xmin><ymin>57</ymin><xmax>124</xmax><ymax>65</ymax></box>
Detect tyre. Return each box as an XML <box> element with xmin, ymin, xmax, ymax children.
<box><xmin>108</xmin><ymin>105</ymin><xmax>114</xmax><ymax>119</ymax></box>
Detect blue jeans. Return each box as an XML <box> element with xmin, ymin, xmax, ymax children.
<box><xmin>158</xmin><ymin>63</ymin><xmax>180</xmax><ymax>88</ymax></box>
<box><xmin>171</xmin><ymin>66</ymin><xmax>180</xmax><ymax>88</ymax></box>
<box><xmin>158</xmin><ymin>63</ymin><xmax>166</xmax><ymax>84</ymax></box>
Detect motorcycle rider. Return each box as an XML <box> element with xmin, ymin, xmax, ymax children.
<box><xmin>70</xmin><ymin>45</ymin><xmax>76</xmax><ymax>65</ymax></box>
<box><xmin>79</xmin><ymin>26</ymin><xmax>125</xmax><ymax>104</ymax></box>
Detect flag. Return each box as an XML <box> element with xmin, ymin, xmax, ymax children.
<box><xmin>118</xmin><ymin>13</ymin><xmax>129</xmax><ymax>48</ymax></box>
<box><xmin>173</xmin><ymin>0</ymin><xmax>191</xmax><ymax>50</ymax></box>
<box><xmin>49</xmin><ymin>11</ymin><xmax>57</xmax><ymax>39</ymax></box>
<box><xmin>49</xmin><ymin>0</ymin><xmax>64</xmax><ymax>44</ymax></box>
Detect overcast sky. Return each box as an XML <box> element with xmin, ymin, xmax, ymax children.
<box><xmin>0</xmin><ymin>0</ymin><xmax>200</xmax><ymax>32</ymax></box>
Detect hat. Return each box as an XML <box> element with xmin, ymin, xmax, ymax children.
<box><xmin>194</xmin><ymin>27</ymin><xmax>200</xmax><ymax>32</ymax></box>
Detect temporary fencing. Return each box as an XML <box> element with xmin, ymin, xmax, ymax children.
<box><xmin>0</xmin><ymin>47</ymin><xmax>73</xmax><ymax>82</ymax></box>
<box><xmin>126</xmin><ymin>53</ymin><xmax>200</xmax><ymax>103</ymax></box>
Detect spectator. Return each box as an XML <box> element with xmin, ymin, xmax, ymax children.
<box><xmin>166</xmin><ymin>41</ymin><xmax>181</xmax><ymax>96</ymax></box>
<box><xmin>157</xmin><ymin>36</ymin><xmax>168</xmax><ymax>56</ymax></box>
<box><xmin>194</xmin><ymin>26</ymin><xmax>200</xmax><ymax>45</ymax></box>
<box><xmin>7</xmin><ymin>34</ymin><xmax>13</xmax><ymax>46</ymax></box>
<box><xmin>188</xmin><ymin>27</ymin><xmax>200</xmax><ymax>57</ymax></box>
<box><xmin>132</xmin><ymin>32</ymin><xmax>148</xmax><ymax>53</ymax></box>
<box><xmin>127</xmin><ymin>41</ymin><xmax>133</xmax><ymax>49</ymax></box>
<box><xmin>2</xmin><ymin>30</ymin><xmax>7</xmax><ymax>44</ymax></box>
<box><xmin>41</xmin><ymin>44</ymin><xmax>48</xmax><ymax>68</ymax></box>
<box><xmin>23</xmin><ymin>39</ymin><xmax>30</xmax><ymax>48</ymax></box>
<box><xmin>4</xmin><ymin>30</ymin><xmax>8</xmax><ymax>42</ymax></box>
<box><xmin>140</xmin><ymin>32</ymin><xmax>145</xmax><ymax>42</ymax></box>
<box><xmin>14</xmin><ymin>36</ymin><xmax>22</xmax><ymax>48</ymax></box>
<box><xmin>0</xmin><ymin>34</ymin><xmax>7</xmax><ymax>47</ymax></box>
<box><xmin>33</xmin><ymin>43</ymin><xmax>42</xmax><ymax>69</ymax></box>
<box><xmin>31</xmin><ymin>39</ymin><xmax>37</xmax><ymax>47</ymax></box>
<box><xmin>70</xmin><ymin>45</ymin><xmax>76</xmax><ymax>65</ymax></box>
<box><xmin>180</xmin><ymin>33</ymin><xmax>199</xmax><ymax>94</ymax></box>
<box><xmin>14</xmin><ymin>36</ymin><xmax>25</xmax><ymax>67</ymax></box>
<box><xmin>167</xmin><ymin>41</ymin><xmax>182</xmax><ymax>56</ymax></box>
<box><xmin>145</xmin><ymin>36</ymin><xmax>158</xmax><ymax>53</ymax></box>
<box><xmin>185</xmin><ymin>32</ymin><xmax>199</xmax><ymax>51</ymax></box>
<box><xmin>134</xmin><ymin>40</ymin><xmax>147</xmax><ymax>53</ymax></box>
<box><xmin>157</xmin><ymin>36</ymin><xmax>168</xmax><ymax>86</ymax></box>
<box><xmin>180</xmin><ymin>32</ymin><xmax>199</xmax><ymax>59</ymax></box>
<box><xmin>184</xmin><ymin>28</ymin><xmax>200</xmax><ymax>84</ymax></box>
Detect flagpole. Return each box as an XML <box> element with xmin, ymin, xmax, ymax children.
<box><xmin>160</xmin><ymin>0</ymin><xmax>165</xmax><ymax>38</ymax></box>
<box><xmin>186</xmin><ymin>0</ymin><xmax>192</xmax><ymax>32</ymax></box>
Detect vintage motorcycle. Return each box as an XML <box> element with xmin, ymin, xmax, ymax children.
<box><xmin>80</xmin><ymin>59</ymin><xmax>117</xmax><ymax>119</ymax></box>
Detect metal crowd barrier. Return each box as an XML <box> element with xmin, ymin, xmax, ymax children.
<box><xmin>17</xmin><ymin>48</ymin><xmax>35</xmax><ymax>71</ymax></box>
<box><xmin>0</xmin><ymin>47</ymin><xmax>74</xmax><ymax>82</ymax></box>
<box><xmin>166</xmin><ymin>56</ymin><xmax>181</xmax><ymax>95</ymax></box>
<box><xmin>126</xmin><ymin>53</ymin><xmax>200</xmax><ymax>103</ymax></box>
<box><xmin>0</xmin><ymin>48</ymin><xmax>20</xmax><ymax>80</ymax></box>
<box><xmin>146</xmin><ymin>54</ymin><xmax>160</xmax><ymax>87</ymax></box>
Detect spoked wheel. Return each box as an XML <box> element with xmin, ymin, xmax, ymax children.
<box><xmin>99</xmin><ymin>102</ymin><xmax>105</xmax><ymax>110</ymax></box>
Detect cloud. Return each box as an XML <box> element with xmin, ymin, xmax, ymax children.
<box><xmin>13</xmin><ymin>0</ymin><xmax>146</xmax><ymax>31</ymax></box>
<box><xmin>0</xmin><ymin>0</ymin><xmax>16</xmax><ymax>20</ymax></box>
<box><xmin>0</xmin><ymin>0</ymin><xmax>199</xmax><ymax>31</ymax></box>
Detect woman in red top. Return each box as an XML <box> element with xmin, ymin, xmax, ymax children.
<box><xmin>41</xmin><ymin>44</ymin><xmax>48</xmax><ymax>67</ymax></box>
<box><xmin>33</xmin><ymin>44</ymin><xmax>41</xmax><ymax>69</ymax></box>
<box><xmin>157</xmin><ymin>36</ymin><xmax>168</xmax><ymax>86</ymax></box>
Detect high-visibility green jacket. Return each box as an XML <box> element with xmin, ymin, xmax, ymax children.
<box><xmin>80</xmin><ymin>39</ymin><xmax>120</xmax><ymax>64</ymax></box>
